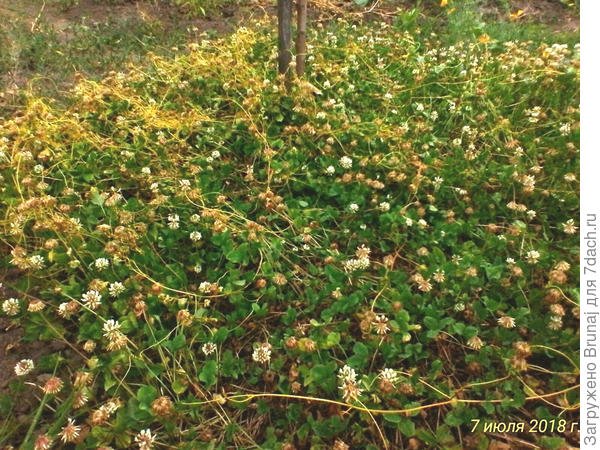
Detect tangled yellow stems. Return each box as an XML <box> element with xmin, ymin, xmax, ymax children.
<box><xmin>182</xmin><ymin>383</ymin><xmax>579</xmax><ymax>415</ymax></box>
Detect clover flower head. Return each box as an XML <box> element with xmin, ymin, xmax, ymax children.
<box><xmin>14</xmin><ymin>359</ymin><xmax>35</xmax><ymax>376</ymax></box>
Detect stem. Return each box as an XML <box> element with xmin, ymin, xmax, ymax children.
<box><xmin>20</xmin><ymin>361</ymin><xmax>59</xmax><ymax>450</ymax></box>
<box><xmin>277</xmin><ymin>0</ymin><xmax>293</xmax><ymax>77</ymax></box>
<box><xmin>295</xmin><ymin>0</ymin><xmax>308</xmax><ymax>77</ymax></box>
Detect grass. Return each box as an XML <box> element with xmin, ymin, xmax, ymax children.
<box><xmin>0</xmin><ymin>0</ymin><xmax>241</xmax><ymax>108</ymax></box>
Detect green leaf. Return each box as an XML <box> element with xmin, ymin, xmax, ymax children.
<box><xmin>137</xmin><ymin>385</ymin><xmax>158</xmax><ymax>408</ymax></box>
<box><xmin>539</xmin><ymin>437</ymin><xmax>566</xmax><ymax>450</ymax></box>
<box><xmin>90</xmin><ymin>188</ymin><xmax>105</xmax><ymax>206</ymax></box>
<box><xmin>171</xmin><ymin>378</ymin><xmax>188</xmax><ymax>395</ymax></box>
<box><xmin>325</xmin><ymin>331</ymin><xmax>341</xmax><ymax>348</ymax></box>
<box><xmin>199</xmin><ymin>360</ymin><xmax>218</xmax><ymax>387</ymax></box>
<box><xmin>482</xmin><ymin>263</ymin><xmax>502</xmax><ymax>281</ymax></box>
<box><xmin>226</xmin><ymin>243</ymin><xmax>250</xmax><ymax>264</ymax></box>
<box><xmin>164</xmin><ymin>334</ymin><xmax>186</xmax><ymax>352</ymax></box>
<box><xmin>384</xmin><ymin>415</ymin><xmax>416</xmax><ymax>436</ymax></box>
<box><xmin>347</xmin><ymin>342</ymin><xmax>370</xmax><ymax>369</ymax></box>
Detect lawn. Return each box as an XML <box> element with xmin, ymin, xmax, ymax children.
<box><xmin>0</xmin><ymin>1</ymin><xmax>580</xmax><ymax>449</ymax></box>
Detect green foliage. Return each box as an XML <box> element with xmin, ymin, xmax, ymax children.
<box><xmin>169</xmin><ymin>0</ymin><xmax>241</xmax><ymax>16</ymax></box>
<box><xmin>0</xmin><ymin>10</ymin><xmax>579</xmax><ymax>450</ymax></box>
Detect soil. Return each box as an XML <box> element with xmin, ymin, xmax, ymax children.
<box><xmin>482</xmin><ymin>0</ymin><xmax>579</xmax><ymax>32</ymax></box>
<box><xmin>0</xmin><ymin>318</ymin><xmax>68</xmax><ymax>411</ymax></box>
<box><xmin>0</xmin><ymin>271</ymin><xmax>68</xmax><ymax>409</ymax></box>
<box><xmin>0</xmin><ymin>0</ymin><xmax>274</xmax><ymax>38</ymax></box>
<box><xmin>0</xmin><ymin>0</ymin><xmax>579</xmax><ymax>42</ymax></box>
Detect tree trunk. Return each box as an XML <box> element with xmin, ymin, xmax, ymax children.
<box><xmin>295</xmin><ymin>0</ymin><xmax>308</xmax><ymax>77</ymax></box>
<box><xmin>277</xmin><ymin>0</ymin><xmax>293</xmax><ymax>76</ymax></box>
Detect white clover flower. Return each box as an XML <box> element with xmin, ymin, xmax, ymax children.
<box><xmin>141</xmin><ymin>167</ymin><xmax>151</xmax><ymax>175</ymax></box>
<box><xmin>372</xmin><ymin>314</ymin><xmax>390</xmax><ymax>335</ymax></box>
<box><xmin>252</xmin><ymin>343</ymin><xmax>272</xmax><ymax>364</ymax></box>
<box><xmin>522</xmin><ymin>174</ymin><xmax>536</xmax><ymax>190</ymax></box>
<box><xmin>562</xmin><ymin>219</ymin><xmax>577</xmax><ymax>235</ymax></box>
<box><xmin>340</xmin><ymin>380</ymin><xmax>363</xmax><ymax>402</ymax></box>
<box><xmin>433</xmin><ymin>269</ymin><xmax>445</xmax><ymax>283</ymax></box>
<box><xmin>525</xmin><ymin>106</ymin><xmax>542</xmax><ymax>123</ymax></box>
<box><xmin>102</xmin><ymin>319</ymin><xmax>127</xmax><ymax>351</ymax></box>
<box><xmin>103</xmin><ymin>398</ymin><xmax>122</xmax><ymax>415</ymax></box>
<box><xmin>14</xmin><ymin>359</ymin><xmax>35</xmax><ymax>376</ymax></box>
<box><xmin>454</xmin><ymin>302</ymin><xmax>466</xmax><ymax>312</ymax></box>
<box><xmin>378</xmin><ymin>202</ymin><xmax>390</xmax><ymax>212</ymax></box>
<box><xmin>102</xmin><ymin>319</ymin><xmax>122</xmax><ymax>339</ymax></box>
<box><xmin>343</xmin><ymin>257</ymin><xmax>370</xmax><ymax>272</ymax></box>
<box><xmin>339</xmin><ymin>156</ymin><xmax>353</xmax><ymax>169</ymax></box>
<box><xmin>497</xmin><ymin>316</ymin><xmax>516</xmax><ymax>328</ymax></box>
<box><xmin>94</xmin><ymin>257</ymin><xmax>110</xmax><ymax>271</ymax></box>
<box><xmin>81</xmin><ymin>290</ymin><xmax>102</xmax><ymax>310</ymax></box>
<box><xmin>16</xmin><ymin>150</ymin><xmax>33</xmax><ymax>161</ymax></box>
<box><xmin>167</xmin><ymin>214</ymin><xmax>180</xmax><ymax>230</ymax></box>
<box><xmin>526</xmin><ymin>210</ymin><xmax>537</xmax><ymax>220</ymax></box>
<box><xmin>349</xmin><ymin>203</ymin><xmax>359</xmax><ymax>213</ymax></box>
<box><xmin>325</xmin><ymin>165</ymin><xmax>335</xmax><ymax>175</ymax></box>
<box><xmin>28</xmin><ymin>255</ymin><xmax>45</xmax><ymax>270</ymax></box>
<box><xmin>211</xmin><ymin>150</ymin><xmax>221</xmax><ymax>159</ymax></box>
<box><xmin>525</xmin><ymin>250</ymin><xmax>540</xmax><ymax>264</ymax></box>
<box><xmin>379</xmin><ymin>368</ymin><xmax>399</xmax><ymax>384</ymax></box>
<box><xmin>2</xmin><ymin>298</ymin><xmax>20</xmax><ymax>316</ymax></box>
<box><xmin>108</xmin><ymin>282</ymin><xmax>125</xmax><ymax>297</ymax></box>
<box><xmin>405</xmin><ymin>217</ymin><xmax>413</xmax><ymax>227</ymax></box>
<box><xmin>134</xmin><ymin>429</ymin><xmax>156</xmax><ymax>450</ymax></box>
<box><xmin>179</xmin><ymin>179</ymin><xmax>191</xmax><ymax>190</ymax></box>
<box><xmin>59</xmin><ymin>418</ymin><xmax>80</xmax><ymax>444</ymax></box>
<box><xmin>57</xmin><ymin>302</ymin><xmax>72</xmax><ymax>318</ymax></box>
<box><xmin>198</xmin><ymin>281</ymin><xmax>211</xmax><ymax>293</ymax></box>
<box><xmin>190</xmin><ymin>231</ymin><xmax>203</xmax><ymax>242</ymax></box>
<box><xmin>337</xmin><ymin>365</ymin><xmax>363</xmax><ymax>402</ymax></box>
<box><xmin>415</xmin><ymin>103</ymin><xmax>425</xmax><ymax>112</ymax></box>
<box><xmin>190</xmin><ymin>213</ymin><xmax>201</xmax><ymax>223</ymax></box>
<box><xmin>202</xmin><ymin>342</ymin><xmax>217</xmax><ymax>356</ymax></box>
<box><xmin>467</xmin><ymin>336</ymin><xmax>484</xmax><ymax>350</ymax></box>
<box><xmin>506</xmin><ymin>258</ymin><xmax>515</xmax><ymax>265</ymax></box>
<box><xmin>28</xmin><ymin>299</ymin><xmax>45</xmax><ymax>312</ymax></box>
<box><xmin>337</xmin><ymin>365</ymin><xmax>357</xmax><ymax>384</ymax></box>
<box><xmin>33</xmin><ymin>164</ymin><xmax>44</xmax><ymax>174</ymax></box>
<box><xmin>548</xmin><ymin>315</ymin><xmax>563</xmax><ymax>330</ymax></box>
